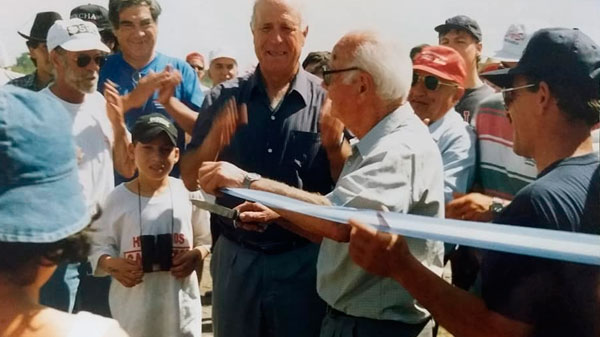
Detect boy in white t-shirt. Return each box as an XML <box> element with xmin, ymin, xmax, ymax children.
<box><xmin>90</xmin><ymin>113</ymin><xmax>210</xmax><ymax>337</ymax></box>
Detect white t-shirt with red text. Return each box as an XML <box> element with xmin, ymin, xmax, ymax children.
<box><xmin>89</xmin><ymin>177</ymin><xmax>210</xmax><ymax>337</ymax></box>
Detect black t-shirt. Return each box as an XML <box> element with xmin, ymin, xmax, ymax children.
<box><xmin>454</xmin><ymin>83</ymin><xmax>494</xmax><ymax>123</ymax></box>
<box><xmin>481</xmin><ymin>153</ymin><xmax>600</xmax><ymax>337</ymax></box>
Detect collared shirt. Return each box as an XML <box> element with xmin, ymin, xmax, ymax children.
<box><xmin>428</xmin><ymin>109</ymin><xmax>477</xmax><ymax>202</ymax></box>
<box><xmin>7</xmin><ymin>72</ymin><xmax>47</xmax><ymax>91</ymax></box>
<box><xmin>188</xmin><ymin>66</ymin><xmax>335</xmax><ymax>247</ymax></box>
<box><xmin>317</xmin><ymin>104</ymin><xmax>445</xmax><ymax>323</ymax></box>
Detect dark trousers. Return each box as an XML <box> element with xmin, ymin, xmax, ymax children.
<box><xmin>320</xmin><ymin>307</ymin><xmax>434</xmax><ymax>337</ymax></box>
<box><xmin>211</xmin><ymin>236</ymin><xmax>325</xmax><ymax>337</ymax></box>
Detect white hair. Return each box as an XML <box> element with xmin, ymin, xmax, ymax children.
<box><xmin>344</xmin><ymin>32</ymin><xmax>412</xmax><ymax>103</ymax></box>
<box><xmin>250</xmin><ymin>0</ymin><xmax>307</xmax><ymax>31</ymax></box>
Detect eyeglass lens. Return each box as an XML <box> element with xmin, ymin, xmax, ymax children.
<box><xmin>76</xmin><ymin>54</ymin><xmax>105</xmax><ymax>68</ymax></box>
<box><xmin>412</xmin><ymin>74</ymin><xmax>441</xmax><ymax>91</ymax></box>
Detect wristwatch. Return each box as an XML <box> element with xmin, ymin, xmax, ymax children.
<box><xmin>489</xmin><ymin>197</ymin><xmax>505</xmax><ymax>216</ymax></box>
<box><xmin>242</xmin><ymin>172</ymin><xmax>261</xmax><ymax>189</ymax></box>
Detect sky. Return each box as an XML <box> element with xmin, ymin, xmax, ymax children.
<box><xmin>1</xmin><ymin>0</ymin><xmax>599</xmax><ymax>71</ymax></box>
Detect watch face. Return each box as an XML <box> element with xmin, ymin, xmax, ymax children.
<box><xmin>490</xmin><ymin>202</ymin><xmax>504</xmax><ymax>214</ymax></box>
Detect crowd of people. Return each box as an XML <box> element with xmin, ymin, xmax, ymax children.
<box><xmin>1</xmin><ymin>0</ymin><xmax>599</xmax><ymax>337</ymax></box>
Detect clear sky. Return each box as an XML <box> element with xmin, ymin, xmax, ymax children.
<box><xmin>1</xmin><ymin>0</ymin><xmax>599</xmax><ymax>71</ymax></box>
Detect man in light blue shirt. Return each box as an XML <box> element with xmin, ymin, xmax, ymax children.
<box><xmin>409</xmin><ymin>45</ymin><xmax>476</xmax><ymax>203</ymax></box>
<box><xmin>197</xmin><ymin>31</ymin><xmax>445</xmax><ymax>337</ymax></box>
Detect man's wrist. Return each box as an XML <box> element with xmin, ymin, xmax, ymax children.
<box><xmin>242</xmin><ymin>172</ymin><xmax>261</xmax><ymax>189</ymax></box>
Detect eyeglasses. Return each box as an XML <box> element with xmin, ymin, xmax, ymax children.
<box><xmin>411</xmin><ymin>73</ymin><xmax>459</xmax><ymax>91</ymax></box>
<box><xmin>191</xmin><ymin>64</ymin><xmax>204</xmax><ymax>72</ymax></box>
<box><xmin>321</xmin><ymin>66</ymin><xmax>360</xmax><ymax>85</ymax></box>
<box><xmin>76</xmin><ymin>54</ymin><xmax>106</xmax><ymax>68</ymax></box>
<box><xmin>501</xmin><ymin>83</ymin><xmax>538</xmax><ymax>109</ymax></box>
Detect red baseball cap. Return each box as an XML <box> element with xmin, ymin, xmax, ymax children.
<box><xmin>413</xmin><ymin>45</ymin><xmax>467</xmax><ymax>87</ymax></box>
<box><xmin>186</xmin><ymin>52</ymin><xmax>205</xmax><ymax>65</ymax></box>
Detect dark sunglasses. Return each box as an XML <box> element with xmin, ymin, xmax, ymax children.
<box><xmin>321</xmin><ymin>66</ymin><xmax>360</xmax><ymax>85</ymax></box>
<box><xmin>501</xmin><ymin>83</ymin><xmax>538</xmax><ymax>109</ymax></box>
<box><xmin>76</xmin><ymin>54</ymin><xmax>106</xmax><ymax>68</ymax></box>
<box><xmin>191</xmin><ymin>64</ymin><xmax>204</xmax><ymax>71</ymax></box>
<box><xmin>411</xmin><ymin>73</ymin><xmax>458</xmax><ymax>91</ymax></box>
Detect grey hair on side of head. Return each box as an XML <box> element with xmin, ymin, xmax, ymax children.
<box><xmin>344</xmin><ymin>31</ymin><xmax>412</xmax><ymax>103</ymax></box>
<box><xmin>250</xmin><ymin>0</ymin><xmax>307</xmax><ymax>31</ymax></box>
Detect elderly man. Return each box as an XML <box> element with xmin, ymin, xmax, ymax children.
<box><xmin>180</xmin><ymin>0</ymin><xmax>340</xmax><ymax>336</ymax></box>
<box><xmin>100</xmin><ymin>0</ymin><xmax>203</xmax><ymax>179</ymax></box>
<box><xmin>39</xmin><ymin>18</ymin><xmax>134</xmax><ymax>313</ymax></box>
<box><xmin>8</xmin><ymin>11</ymin><xmax>62</xmax><ymax>91</ymax></box>
<box><xmin>409</xmin><ymin>45</ymin><xmax>476</xmax><ymax>203</ymax></box>
<box><xmin>195</xmin><ymin>31</ymin><xmax>445</xmax><ymax>337</ymax></box>
<box><xmin>207</xmin><ymin>48</ymin><xmax>238</xmax><ymax>87</ymax></box>
<box><xmin>347</xmin><ymin>28</ymin><xmax>600</xmax><ymax>337</ymax></box>
<box><xmin>435</xmin><ymin>15</ymin><xmax>494</xmax><ymax>122</ymax></box>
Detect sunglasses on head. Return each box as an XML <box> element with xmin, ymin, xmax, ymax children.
<box><xmin>321</xmin><ymin>65</ymin><xmax>361</xmax><ymax>86</ymax></box>
<box><xmin>501</xmin><ymin>83</ymin><xmax>538</xmax><ymax>109</ymax></box>
<box><xmin>411</xmin><ymin>73</ymin><xmax>458</xmax><ymax>91</ymax></box>
<box><xmin>76</xmin><ymin>54</ymin><xmax>106</xmax><ymax>68</ymax></box>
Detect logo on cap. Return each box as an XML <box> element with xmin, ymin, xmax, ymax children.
<box><xmin>149</xmin><ymin>116</ymin><xmax>170</xmax><ymax>127</ymax></box>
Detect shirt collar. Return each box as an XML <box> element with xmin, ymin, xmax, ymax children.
<box><xmin>354</xmin><ymin>103</ymin><xmax>413</xmax><ymax>157</ymax></box>
<box><xmin>250</xmin><ymin>65</ymin><xmax>310</xmax><ymax>105</ymax></box>
<box><xmin>427</xmin><ymin>109</ymin><xmax>459</xmax><ymax>142</ymax></box>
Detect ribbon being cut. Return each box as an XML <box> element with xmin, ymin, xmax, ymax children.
<box><xmin>223</xmin><ymin>188</ymin><xmax>600</xmax><ymax>266</ymax></box>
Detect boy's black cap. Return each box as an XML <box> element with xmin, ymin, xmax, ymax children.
<box><xmin>132</xmin><ymin>113</ymin><xmax>178</xmax><ymax>146</ymax></box>
<box><xmin>481</xmin><ymin>28</ymin><xmax>600</xmax><ymax>94</ymax></box>
<box><xmin>435</xmin><ymin>15</ymin><xmax>482</xmax><ymax>42</ymax></box>
<box><xmin>70</xmin><ymin>4</ymin><xmax>111</xmax><ymax>31</ymax></box>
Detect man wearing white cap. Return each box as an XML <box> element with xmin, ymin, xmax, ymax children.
<box><xmin>39</xmin><ymin>18</ymin><xmax>135</xmax><ymax>313</ymax></box>
<box><xmin>208</xmin><ymin>48</ymin><xmax>238</xmax><ymax>87</ymax></box>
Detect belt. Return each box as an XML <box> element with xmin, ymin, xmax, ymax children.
<box><xmin>325</xmin><ymin>306</ymin><xmax>431</xmax><ymax>329</ymax></box>
<box><xmin>221</xmin><ymin>231</ymin><xmax>310</xmax><ymax>255</ymax></box>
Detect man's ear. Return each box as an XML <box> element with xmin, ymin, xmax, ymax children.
<box><xmin>536</xmin><ymin>81</ymin><xmax>553</xmax><ymax>116</ymax></box>
<box><xmin>453</xmin><ymin>87</ymin><xmax>466</xmax><ymax>102</ymax></box>
<box><xmin>173</xmin><ymin>147</ymin><xmax>180</xmax><ymax>164</ymax></box>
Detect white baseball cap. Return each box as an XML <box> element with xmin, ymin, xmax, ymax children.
<box><xmin>492</xmin><ymin>24</ymin><xmax>532</xmax><ymax>62</ymax></box>
<box><xmin>47</xmin><ymin>18</ymin><xmax>110</xmax><ymax>53</ymax></box>
<box><xmin>209</xmin><ymin>48</ymin><xmax>237</xmax><ymax>64</ymax></box>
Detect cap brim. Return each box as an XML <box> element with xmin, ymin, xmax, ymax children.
<box><xmin>60</xmin><ymin>38</ymin><xmax>110</xmax><ymax>53</ymax></box>
<box><xmin>134</xmin><ymin>127</ymin><xmax>177</xmax><ymax>146</ymax></box>
<box><xmin>480</xmin><ymin>67</ymin><xmax>520</xmax><ymax>89</ymax></box>
<box><xmin>491</xmin><ymin>50</ymin><xmax>520</xmax><ymax>63</ymax></box>
<box><xmin>0</xmin><ymin>167</ymin><xmax>90</xmax><ymax>243</ymax></box>
<box><xmin>413</xmin><ymin>65</ymin><xmax>462</xmax><ymax>86</ymax></box>
<box><xmin>434</xmin><ymin>23</ymin><xmax>481</xmax><ymax>41</ymax></box>
<box><xmin>18</xmin><ymin>31</ymin><xmax>45</xmax><ymax>42</ymax></box>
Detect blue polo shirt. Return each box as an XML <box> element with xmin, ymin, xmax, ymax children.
<box><xmin>188</xmin><ymin>66</ymin><xmax>335</xmax><ymax>248</ymax></box>
<box><xmin>99</xmin><ymin>52</ymin><xmax>204</xmax><ymax>178</ymax></box>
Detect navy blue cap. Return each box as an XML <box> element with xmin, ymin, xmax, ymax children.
<box><xmin>482</xmin><ymin>28</ymin><xmax>600</xmax><ymax>94</ymax></box>
<box><xmin>132</xmin><ymin>113</ymin><xmax>178</xmax><ymax>146</ymax></box>
<box><xmin>435</xmin><ymin>15</ymin><xmax>482</xmax><ymax>42</ymax></box>
<box><xmin>0</xmin><ymin>86</ymin><xmax>89</xmax><ymax>243</ymax></box>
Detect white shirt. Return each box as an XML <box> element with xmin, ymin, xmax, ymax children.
<box><xmin>41</xmin><ymin>88</ymin><xmax>115</xmax><ymax>212</ymax></box>
<box><xmin>89</xmin><ymin>178</ymin><xmax>210</xmax><ymax>337</ymax></box>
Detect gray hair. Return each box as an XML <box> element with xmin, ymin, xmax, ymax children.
<box><xmin>344</xmin><ymin>32</ymin><xmax>412</xmax><ymax>103</ymax></box>
<box><xmin>250</xmin><ymin>0</ymin><xmax>307</xmax><ymax>31</ymax></box>
<box><xmin>108</xmin><ymin>0</ymin><xmax>162</xmax><ymax>29</ymax></box>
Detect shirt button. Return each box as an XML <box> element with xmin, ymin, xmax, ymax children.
<box><xmin>267</xmin><ymin>148</ymin><xmax>273</xmax><ymax>153</ymax></box>
<box><xmin>270</xmin><ymin>115</ymin><xmax>276</xmax><ymax>120</ymax></box>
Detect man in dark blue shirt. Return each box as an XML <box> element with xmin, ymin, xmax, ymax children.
<box><xmin>180</xmin><ymin>1</ymin><xmax>347</xmax><ymax>336</ymax></box>
<box><xmin>346</xmin><ymin>27</ymin><xmax>600</xmax><ymax>337</ymax></box>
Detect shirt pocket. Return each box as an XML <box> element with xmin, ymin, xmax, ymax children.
<box><xmin>284</xmin><ymin>130</ymin><xmax>322</xmax><ymax>171</ymax></box>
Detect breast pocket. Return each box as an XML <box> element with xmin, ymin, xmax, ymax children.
<box><xmin>284</xmin><ymin>130</ymin><xmax>321</xmax><ymax>171</ymax></box>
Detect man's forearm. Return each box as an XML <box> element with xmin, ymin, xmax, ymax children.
<box><xmin>164</xmin><ymin>97</ymin><xmax>198</xmax><ymax>134</ymax></box>
<box><xmin>112</xmin><ymin>124</ymin><xmax>136</xmax><ymax>178</ymax></box>
<box><xmin>392</xmin><ymin>253</ymin><xmax>531</xmax><ymax>337</ymax></box>
<box><xmin>248</xmin><ymin>178</ymin><xmax>351</xmax><ymax>241</ymax></box>
<box><xmin>180</xmin><ymin>133</ymin><xmax>223</xmax><ymax>191</ymax></box>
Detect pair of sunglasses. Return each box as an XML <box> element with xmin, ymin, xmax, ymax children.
<box><xmin>411</xmin><ymin>73</ymin><xmax>459</xmax><ymax>91</ymax></box>
<box><xmin>76</xmin><ymin>54</ymin><xmax>106</xmax><ymax>68</ymax></box>
<box><xmin>501</xmin><ymin>83</ymin><xmax>538</xmax><ymax>109</ymax></box>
